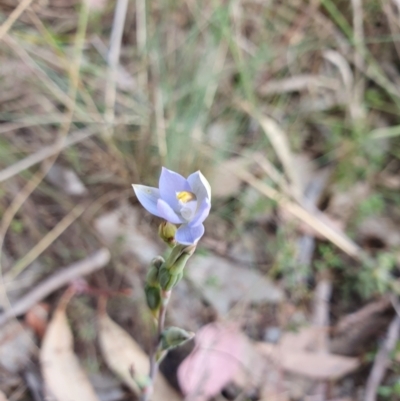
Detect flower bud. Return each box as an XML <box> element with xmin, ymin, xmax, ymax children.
<box><xmin>144</xmin><ymin>284</ymin><xmax>161</xmax><ymax>314</ymax></box>
<box><xmin>146</xmin><ymin>256</ymin><xmax>164</xmax><ymax>286</ymax></box>
<box><xmin>160</xmin><ymin>326</ymin><xmax>195</xmax><ymax>351</ymax></box>
<box><xmin>158</xmin><ymin>221</ymin><xmax>177</xmax><ymax>246</ymax></box>
<box><xmin>158</xmin><ymin>244</ymin><xmax>196</xmax><ymax>290</ymax></box>
<box><xmin>144</xmin><ymin>257</ymin><xmax>164</xmax><ymax>315</ymax></box>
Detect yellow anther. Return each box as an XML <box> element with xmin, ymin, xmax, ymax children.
<box><xmin>176</xmin><ymin>191</ymin><xmax>196</xmax><ymax>203</ymax></box>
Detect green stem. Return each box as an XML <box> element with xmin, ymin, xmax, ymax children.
<box><xmin>142</xmin><ymin>291</ymin><xmax>171</xmax><ymax>401</ymax></box>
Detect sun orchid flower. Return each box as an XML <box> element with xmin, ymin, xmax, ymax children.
<box><xmin>132</xmin><ymin>167</ymin><xmax>211</xmax><ymax>245</ymax></box>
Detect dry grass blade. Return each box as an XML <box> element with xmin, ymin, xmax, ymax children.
<box><xmin>0</xmin><ymin>0</ymin><xmax>34</xmax><ymax>42</ymax></box>
<box><xmin>313</xmin><ymin>277</ymin><xmax>332</xmax><ymax>352</ymax></box>
<box><xmin>40</xmin><ymin>295</ymin><xmax>100</xmax><ymax>401</ymax></box>
<box><xmin>234</xmin><ymin>167</ymin><xmax>364</xmax><ymax>260</ymax></box>
<box><xmin>104</xmin><ymin>0</ymin><xmax>129</xmax><ymax>134</ymax></box>
<box><xmin>351</xmin><ymin>0</ymin><xmax>366</xmax><ymax>121</ymax></box>
<box><xmin>364</xmin><ymin>315</ymin><xmax>400</xmax><ymax>401</ymax></box>
<box><xmin>3</xmin><ymin>35</ymin><xmax>88</xmax><ymax>119</ymax></box>
<box><xmin>0</xmin><ymin>128</ymin><xmax>97</xmax><ymax>183</ymax></box>
<box><xmin>98</xmin><ymin>311</ymin><xmax>182</xmax><ymax>400</ymax></box>
<box><xmin>6</xmin><ymin>204</ymin><xmax>86</xmax><ymax>281</ymax></box>
<box><xmin>238</xmin><ymin>100</ymin><xmax>302</xmax><ymax>195</ymax></box>
<box><xmin>0</xmin><ymin>249</ymin><xmax>110</xmax><ymax>327</ymax></box>
<box><xmin>257</xmin><ymin>75</ymin><xmax>337</xmax><ymax>96</ymax></box>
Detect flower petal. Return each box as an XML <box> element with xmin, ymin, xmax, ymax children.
<box><xmin>175</xmin><ymin>223</ymin><xmax>205</xmax><ymax>245</ymax></box>
<box><xmin>159</xmin><ymin>167</ymin><xmax>191</xmax><ymax>211</ymax></box>
<box><xmin>188</xmin><ymin>197</ymin><xmax>211</xmax><ymax>227</ymax></box>
<box><xmin>132</xmin><ymin>185</ymin><xmax>162</xmax><ymax>217</ymax></box>
<box><xmin>187</xmin><ymin>171</ymin><xmax>211</xmax><ymax>201</ymax></box>
<box><xmin>157</xmin><ymin>199</ymin><xmax>184</xmax><ymax>224</ymax></box>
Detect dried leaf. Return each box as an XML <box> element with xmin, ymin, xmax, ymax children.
<box><xmin>258</xmin><ymin>343</ymin><xmax>359</xmax><ymax>380</ymax></box>
<box><xmin>278</xmin><ymin>327</ymin><xmax>319</xmax><ymax>352</ymax></box>
<box><xmin>40</xmin><ymin>304</ymin><xmax>100</xmax><ymax>401</ymax></box>
<box><xmin>178</xmin><ymin>323</ymin><xmax>245</xmax><ymax>401</ymax></box>
<box><xmin>98</xmin><ymin>312</ymin><xmax>181</xmax><ymax>401</ymax></box>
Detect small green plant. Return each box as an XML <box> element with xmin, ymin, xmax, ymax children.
<box><xmin>356</xmin><ymin>252</ymin><xmax>396</xmax><ymax>299</ymax></box>
<box><xmin>315</xmin><ymin>244</ymin><xmax>345</xmax><ymax>271</ymax></box>
<box><xmin>357</xmin><ymin>193</ymin><xmax>385</xmax><ymax>221</ymax></box>
<box><xmin>378</xmin><ymin>380</ymin><xmax>400</xmax><ymax>399</ymax></box>
<box><xmin>132</xmin><ymin>167</ymin><xmax>211</xmax><ymax>400</ymax></box>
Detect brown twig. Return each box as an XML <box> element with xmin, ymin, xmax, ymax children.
<box><xmin>0</xmin><ymin>249</ymin><xmax>110</xmax><ymax>327</ymax></box>
<box><xmin>364</xmin><ymin>315</ymin><xmax>400</xmax><ymax>401</ymax></box>
<box><xmin>312</xmin><ymin>276</ymin><xmax>333</xmax><ymax>401</ymax></box>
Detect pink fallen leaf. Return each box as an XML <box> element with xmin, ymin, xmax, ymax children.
<box><xmin>178</xmin><ymin>323</ymin><xmax>245</xmax><ymax>401</ymax></box>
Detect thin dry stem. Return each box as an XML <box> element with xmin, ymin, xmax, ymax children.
<box><xmin>104</xmin><ymin>0</ymin><xmax>129</xmax><ymax>135</ymax></box>
<box><xmin>5</xmin><ymin>204</ymin><xmax>86</xmax><ymax>281</ymax></box>
<box><xmin>351</xmin><ymin>0</ymin><xmax>366</xmax><ymax>122</ymax></box>
<box><xmin>0</xmin><ymin>128</ymin><xmax>96</xmax><ymax>182</ymax></box>
<box><xmin>238</xmin><ymin>100</ymin><xmax>303</xmax><ymax>198</ymax></box>
<box><xmin>0</xmin><ymin>249</ymin><xmax>110</xmax><ymax>327</ymax></box>
<box><xmin>150</xmin><ymin>52</ymin><xmax>167</xmax><ymax>163</ymax></box>
<box><xmin>0</xmin><ymin>0</ymin><xmax>34</xmax><ymax>42</ymax></box>
<box><xmin>364</xmin><ymin>315</ymin><xmax>400</xmax><ymax>401</ymax></box>
<box><xmin>234</xmin><ymin>167</ymin><xmax>365</xmax><ymax>261</ymax></box>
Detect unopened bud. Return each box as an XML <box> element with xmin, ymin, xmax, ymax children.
<box><xmin>160</xmin><ymin>326</ymin><xmax>195</xmax><ymax>351</ymax></box>
<box><xmin>144</xmin><ymin>284</ymin><xmax>161</xmax><ymax>314</ymax></box>
<box><xmin>158</xmin><ymin>244</ymin><xmax>195</xmax><ymax>290</ymax></box>
<box><xmin>158</xmin><ymin>222</ymin><xmax>177</xmax><ymax>246</ymax></box>
<box><xmin>146</xmin><ymin>256</ymin><xmax>164</xmax><ymax>286</ymax></box>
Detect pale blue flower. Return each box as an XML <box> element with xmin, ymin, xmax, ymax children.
<box><xmin>132</xmin><ymin>167</ymin><xmax>211</xmax><ymax>245</ymax></box>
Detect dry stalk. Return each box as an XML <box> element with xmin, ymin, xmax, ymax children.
<box><xmin>0</xmin><ymin>249</ymin><xmax>110</xmax><ymax>327</ymax></box>
<box><xmin>364</xmin><ymin>315</ymin><xmax>400</xmax><ymax>401</ymax></box>
<box><xmin>0</xmin><ymin>0</ymin><xmax>34</xmax><ymax>42</ymax></box>
<box><xmin>5</xmin><ymin>204</ymin><xmax>86</xmax><ymax>282</ymax></box>
<box><xmin>104</xmin><ymin>0</ymin><xmax>129</xmax><ymax>136</ymax></box>
<box><xmin>234</xmin><ymin>167</ymin><xmax>364</xmax><ymax>261</ymax></box>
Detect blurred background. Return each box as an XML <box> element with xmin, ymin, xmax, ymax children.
<box><xmin>1</xmin><ymin>0</ymin><xmax>400</xmax><ymax>400</ymax></box>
